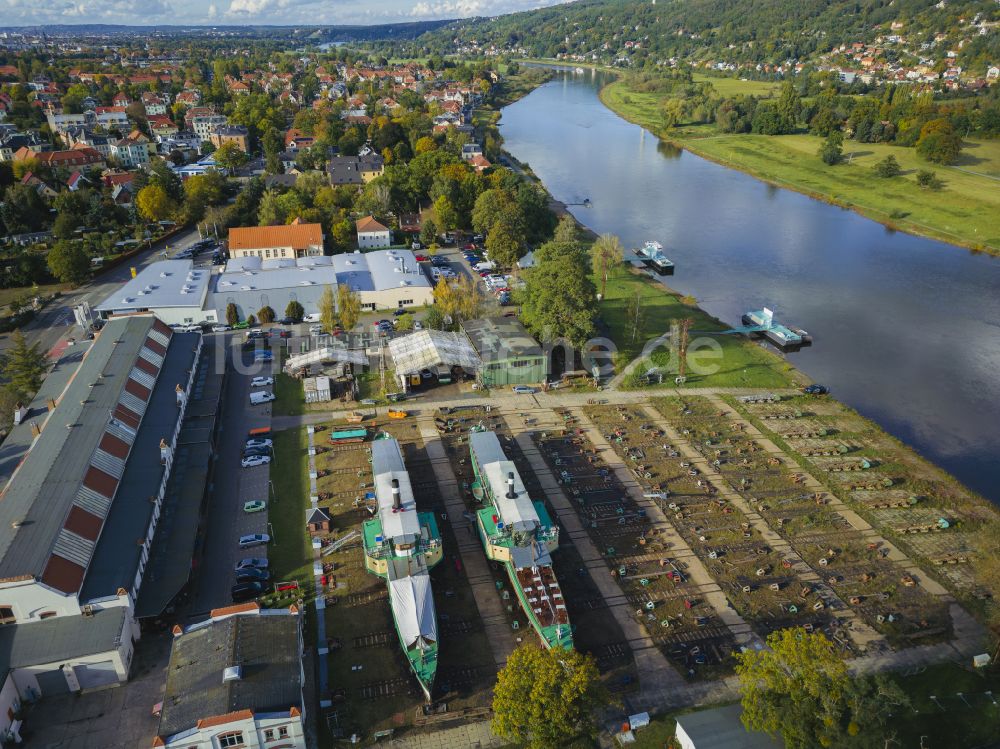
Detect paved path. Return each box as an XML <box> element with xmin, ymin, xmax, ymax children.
<box><xmin>387</xmin><ymin>719</ymin><xmax>504</xmax><ymax>749</ymax></box>
<box><xmin>416</xmin><ymin>416</ymin><xmax>517</xmax><ymax>667</ymax></box>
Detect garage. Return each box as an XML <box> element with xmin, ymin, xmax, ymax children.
<box><xmin>74</xmin><ymin>661</ymin><xmax>120</xmax><ymax>690</ymax></box>
<box><xmin>35</xmin><ymin>669</ymin><xmax>70</xmax><ymax>696</ymax></box>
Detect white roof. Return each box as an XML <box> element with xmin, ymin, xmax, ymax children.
<box><xmin>388</xmin><ymin>329</ymin><xmax>481</xmax><ymax>376</ymax></box>
<box><xmin>388</xmin><ymin>571</ymin><xmax>437</xmax><ymax>649</ymax></box>
<box><xmin>469</xmin><ymin>431</ymin><xmax>539</xmax><ymax>533</ymax></box>
<box><xmin>371</xmin><ymin>437</ymin><xmax>420</xmax><ymax>545</ymax></box>
<box><xmin>95</xmin><ymin>259</ymin><xmax>210</xmax><ymax>313</ymax></box>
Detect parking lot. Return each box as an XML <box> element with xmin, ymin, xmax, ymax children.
<box><xmin>189</xmin><ymin>337</ymin><xmax>274</xmax><ymax>616</ymax></box>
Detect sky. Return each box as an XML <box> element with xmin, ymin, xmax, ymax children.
<box><xmin>1</xmin><ymin>0</ymin><xmax>568</xmax><ymax>27</ymax></box>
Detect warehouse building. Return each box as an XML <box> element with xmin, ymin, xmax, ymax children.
<box><xmin>94</xmin><ymin>260</ymin><xmax>214</xmax><ymax>326</ymax></box>
<box><xmin>0</xmin><ymin>315</ymin><xmax>201</xmax><ymax>715</ymax></box>
<box><xmin>462</xmin><ymin>317</ymin><xmax>547</xmax><ymax>387</ymax></box>
<box><xmin>156</xmin><ymin>603</ymin><xmax>306</xmax><ymax>749</ymax></box>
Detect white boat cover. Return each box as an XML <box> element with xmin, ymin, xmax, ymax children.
<box><xmin>372</xmin><ymin>437</ymin><xmax>420</xmax><ymax>545</ymax></box>
<box><xmin>469</xmin><ymin>431</ymin><xmax>539</xmax><ymax>532</ymax></box>
<box><xmin>389</xmin><ymin>571</ymin><xmax>438</xmax><ymax>650</ymax></box>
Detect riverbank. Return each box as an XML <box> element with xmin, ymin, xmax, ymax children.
<box><xmin>598</xmin><ymin>76</ymin><xmax>1000</xmax><ymax>255</ymax></box>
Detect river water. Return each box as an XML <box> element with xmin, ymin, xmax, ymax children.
<box><xmin>499</xmin><ymin>67</ymin><xmax>1000</xmax><ymax>503</ymax></box>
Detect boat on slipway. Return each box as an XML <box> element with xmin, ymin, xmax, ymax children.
<box><xmin>468</xmin><ymin>430</ymin><xmax>572</xmax><ymax>650</ymax></box>
<box><xmin>362</xmin><ymin>436</ymin><xmax>443</xmax><ymax>700</ymax></box>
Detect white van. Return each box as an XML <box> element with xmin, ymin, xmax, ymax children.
<box><xmin>249</xmin><ymin>391</ymin><xmax>275</xmax><ymax>405</ymax></box>
<box><xmin>473</xmin><ymin>260</ymin><xmax>496</xmax><ymax>272</ymax></box>
<box><xmin>303</xmin><ymin>312</ymin><xmax>321</xmax><ymax>323</ymax></box>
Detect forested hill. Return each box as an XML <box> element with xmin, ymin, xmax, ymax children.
<box><xmin>419</xmin><ymin>0</ymin><xmax>998</xmax><ymax>74</ymax></box>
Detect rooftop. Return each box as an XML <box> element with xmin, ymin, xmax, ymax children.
<box><xmin>469</xmin><ymin>431</ymin><xmax>539</xmax><ymax>533</ymax></box>
<box><xmin>356</xmin><ymin>215</ymin><xmax>389</xmax><ymax>233</ymax></box>
<box><xmin>675</xmin><ymin>704</ymin><xmax>785</xmax><ymax>749</ymax></box>
<box><xmin>95</xmin><ymin>259</ymin><xmax>210</xmax><ymax>313</ymax></box>
<box><xmin>388</xmin><ymin>329</ymin><xmax>481</xmax><ymax>377</ymax></box>
<box><xmin>462</xmin><ymin>317</ymin><xmax>543</xmax><ymax>362</ymax></box>
<box><xmin>0</xmin><ymin>606</ymin><xmax>126</xmax><ymax>673</ymax></box>
<box><xmin>371</xmin><ymin>437</ymin><xmax>419</xmax><ymax>546</ymax></box>
<box><xmin>158</xmin><ymin>610</ymin><xmax>302</xmax><ymax>739</ymax></box>
<box><xmin>228</xmin><ymin>222</ymin><xmax>323</xmax><ymax>252</ymax></box>
<box><xmin>0</xmin><ymin>317</ymin><xmax>189</xmax><ymax>594</ymax></box>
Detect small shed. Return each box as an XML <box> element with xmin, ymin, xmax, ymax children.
<box><xmin>461</xmin><ymin>317</ymin><xmax>546</xmax><ymax>387</ymax></box>
<box><xmin>675</xmin><ymin>704</ymin><xmax>784</xmax><ymax>749</ymax></box>
<box><xmin>306</xmin><ymin>507</ymin><xmax>332</xmax><ymax>536</ymax></box>
<box><xmin>304</xmin><ymin>376</ymin><xmax>332</xmax><ymax>403</ymax></box>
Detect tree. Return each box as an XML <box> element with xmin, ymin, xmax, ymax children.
<box><xmin>257</xmin><ymin>306</ymin><xmax>275</xmax><ymax>324</ymax></box>
<box><xmin>136</xmin><ymin>184</ymin><xmax>175</xmax><ymax>223</ymax></box>
<box><xmin>872</xmin><ymin>155</ymin><xmax>901</xmax><ymax>178</ymax></box>
<box><xmin>485</xmin><ymin>218</ymin><xmax>523</xmax><ymax>268</ymax></box>
<box><xmin>775</xmin><ymin>80</ymin><xmax>802</xmax><ymax>132</ymax></box>
<box><xmin>736</xmin><ymin>627</ymin><xmax>853</xmax><ymax>749</ymax></box>
<box><xmin>520</xmin><ymin>240</ymin><xmax>597</xmax><ymax>348</ymax></box>
<box><xmin>818</xmin><ymin>131</ymin><xmax>844</xmax><ymax>166</ymax></box>
<box><xmin>183</xmin><ymin>171</ymin><xmax>227</xmax><ymax>222</ymax></box>
<box><xmin>432</xmin><ymin>277</ymin><xmax>461</xmax><ymax>324</ymax></box>
<box><xmin>226</xmin><ymin>302</ymin><xmax>239</xmax><ymax>327</ymax></box>
<box><xmin>319</xmin><ymin>285</ymin><xmax>338</xmax><ymax>334</ymax></box>
<box><xmin>2</xmin><ymin>331</ymin><xmax>48</xmax><ymax>397</ymax></box>
<box><xmin>395</xmin><ymin>312</ymin><xmax>415</xmax><ymax>331</ymax></box>
<box><xmin>214</xmin><ymin>141</ymin><xmax>249</xmax><ymax>172</ymax></box>
<box><xmin>336</xmin><ymin>284</ymin><xmax>362</xmax><ymax>332</ymax></box>
<box><xmin>916</xmin><ymin>118</ymin><xmax>963</xmax><ymax>164</ymax></box>
<box><xmin>284</xmin><ymin>300</ymin><xmax>304</xmax><ymax>323</ymax></box>
<box><xmin>46</xmin><ymin>240</ymin><xmax>91</xmax><ymax>284</ymax></box>
<box><xmin>419</xmin><ymin>218</ymin><xmax>438</xmax><ymax>247</ymax></box>
<box><xmin>492</xmin><ymin>643</ymin><xmax>608</xmax><ymax>749</ymax></box>
<box><xmin>916</xmin><ymin>169</ymin><xmax>944</xmax><ymax>191</ymax></box>
<box><xmin>433</xmin><ymin>195</ymin><xmax>458</xmax><ymax>232</ymax></box>
<box><xmin>591</xmin><ymin>233</ymin><xmax>623</xmax><ymax>299</ymax></box>
<box><xmin>424</xmin><ymin>306</ymin><xmax>446</xmax><ymax>330</ymax></box>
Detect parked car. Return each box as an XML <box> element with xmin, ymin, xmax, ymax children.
<box><xmin>243</xmin><ymin>500</ymin><xmax>267</xmax><ymax>513</ymax></box>
<box><xmin>414</xmin><ymin>254</ymin><xmax>429</xmax><ymax>262</ymax></box>
<box><xmin>179</xmin><ymin>324</ymin><xmax>202</xmax><ymax>333</ymax></box>
<box><xmin>241</xmin><ymin>454</ymin><xmax>271</xmax><ymax>468</ymax></box>
<box><xmin>233</xmin><ymin>321</ymin><xmax>250</xmax><ymax>330</ymax></box>
<box><xmin>231</xmin><ymin>581</ymin><xmax>266</xmax><ymax>602</ymax></box>
<box><xmin>512</xmin><ymin>385</ymin><xmax>536</xmax><ymax>394</ymax></box>
<box><xmin>268</xmin><ymin>329</ymin><xmax>290</xmax><ymax>338</ymax></box>
<box><xmin>431</xmin><ymin>256</ymin><xmax>449</xmax><ymax>267</ymax></box>
<box><xmin>236</xmin><ymin>568</ymin><xmax>272</xmax><ymax>584</ymax></box>
<box><xmin>393</xmin><ymin>308</ymin><xmax>408</xmax><ymax>317</ymax></box>
<box><xmin>252</xmin><ymin>352</ymin><xmax>274</xmax><ymax>363</ymax></box>
<box><xmin>413</xmin><ymin>321</ymin><xmax>424</xmax><ymax>331</ymax></box>
<box><xmin>238</xmin><ymin>533</ymin><xmax>270</xmax><ymax>548</ymax></box>
<box><xmin>246</xmin><ymin>438</ymin><xmax>273</xmax><ymax>449</ymax></box>
<box><xmin>249</xmin><ymin>391</ymin><xmax>275</xmax><ymax>405</ymax></box>
<box><xmin>250</xmin><ymin>376</ymin><xmax>274</xmax><ymax>388</ymax></box>
<box><xmin>243</xmin><ymin>447</ymin><xmax>271</xmax><ymax>459</ymax></box>
<box><xmin>235</xmin><ymin>557</ymin><xmax>269</xmax><ymax>571</ymax></box>
<box><xmin>803</xmin><ymin>384</ymin><xmax>830</xmax><ymax>395</ymax></box>
<box><xmin>212</xmin><ymin>324</ymin><xmax>231</xmax><ymax>333</ymax></box>
<box><xmin>377</xmin><ymin>321</ymin><xmax>393</xmax><ymax>334</ymax></box>
<box><xmin>279</xmin><ymin>317</ymin><xmax>295</xmax><ymax>325</ymax></box>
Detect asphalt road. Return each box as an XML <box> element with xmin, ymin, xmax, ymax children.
<box><xmin>189</xmin><ymin>337</ymin><xmax>274</xmax><ymax>615</ymax></box>
<box><xmin>0</xmin><ymin>225</ymin><xmax>204</xmax><ymax>358</ymax></box>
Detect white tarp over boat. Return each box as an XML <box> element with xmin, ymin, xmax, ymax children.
<box><xmin>372</xmin><ymin>437</ymin><xmax>420</xmax><ymax>544</ymax></box>
<box><xmin>470</xmin><ymin>431</ymin><xmax>539</xmax><ymax>533</ymax></box>
<box><xmin>388</xmin><ymin>571</ymin><xmax>437</xmax><ymax>650</ymax></box>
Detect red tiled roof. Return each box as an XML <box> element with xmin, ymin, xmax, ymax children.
<box><xmin>356</xmin><ymin>215</ymin><xmax>388</xmax><ymax>233</ymax></box>
<box><xmin>229</xmin><ymin>223</ymin><xmax>323</xmax><ymax>251</ymax></box>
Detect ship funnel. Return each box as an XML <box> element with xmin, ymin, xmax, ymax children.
<box><xmin>392</xmin><ymin>478</ymin><xmax>401</xmax><ymax>509</ymax></box>
<box><xmin>506</xmin><ymin>472</ymin><xmax>516</xmax><ymax>499</ymax></box>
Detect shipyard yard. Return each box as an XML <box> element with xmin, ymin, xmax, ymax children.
<box><xmin>269</xmin><ymin>384</ymin><xmax>992</xmax><ymax>743</ymax></box>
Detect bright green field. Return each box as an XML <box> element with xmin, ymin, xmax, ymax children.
<box><xmin>600</xmin><ymin>78</ymin><xmax>1000</xmax><ymax>253</ymax></box>
<box><xmin>692</xmin><ymin>72</ymin><xmax>780</xmax><ymax>97</ymax></box>
<box><xmin>599</xmin><ymin>266</ymin><xmax>798</xmax><ymax>389</ymax></box>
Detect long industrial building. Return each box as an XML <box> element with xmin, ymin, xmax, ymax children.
<box><xmin>95</xmin><ymin>250</ymin><xmax>434</xmax><ymax>325</ymax></box>
<box><xmin>0</xmin><ymin>315</ymin><xmax>201</xmax><ymax>736</ymax></box>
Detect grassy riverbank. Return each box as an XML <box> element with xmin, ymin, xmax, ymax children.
<box><xmin>599</xmin><ymin>76</ymin><xmax>1000</xmax><ymax>254</ymax></box>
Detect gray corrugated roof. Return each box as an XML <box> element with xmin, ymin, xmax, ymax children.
<box><xmin>0</xmin><ymin>607</ymin><xmax>126</xmax><ymax>672</ymax></box>
<box><xmin>158</xmin><ymin>613</ymin><xmax>302</xmax><ymax>738</ymax></box>
<box><xmin>674</xmin><ymin>704</ymin><xmax>784</xmax><ymax>749</ymax></box>
<box><xmin>0</xmin><ymin>316</ymin><xmax>154</xmax><ymax>580</ymax></box>
<box><xmin>95</xmin><ymin>260</ymin><xmax>210</xmax><ymax>313</ymax></box>
<box><xmin>462</xmin><ymin>317</ymin><xmax>543</xmax><ymax>360</ymax></box>
<box><xmin>80</xmin><ymin>332</ymin><xmax>199</xmax><ymax>601</ymax></box>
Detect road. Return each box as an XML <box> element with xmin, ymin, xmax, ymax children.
<box><xmin>0</xmin><ymin>225</ymin><xmax>204</xmax><ymax>358</ymax></box>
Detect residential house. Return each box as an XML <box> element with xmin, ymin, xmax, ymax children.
<box><xmin>91</xmin><ymin>106</ymin><xmax>130</xmax><ymax>130</ymax></box>
<box><xmin>467</xmin><ymin>154</ymin><xmax>492</xmax><ymax>173</ymax></box>
<box><xmin>112</xmin><ymin>92</ymin><xmax>131</xmax><ymax>107</ymax></box>
<box><xmin>65</xmin><ymin>127</ymin><xmax>114</xmax><ymax>158</ymax></box>
<box><xmin>141</xmin><ymin>92</ymin><xmax>170</xmax><ymax>116</ymax></box>
<box><xmin>356</xmin><ymin>215</ymin><xmax>392</xmax><ymax>249</ymax></box>
<box><xmin>210</xmin><ymin>124</ymin><xmax>249</xmax><ymax>153</ymax></box>
<box><xmin>148</xmin><ymin>115</ymin><xmax>179</xmax><ymax>140</ymax></box>
<box><xmin>228</xmin><ymin>219</ymin><xmax>325</xmax><ymax>259</ymax></box>
<box><xmin>20</xmin><ymin>171</ymin><xmax>57</xmax><ymax>199</ymax></box>
<box><xmin>111</xmin><ymin>131</ymin><xmax>151</xmax><ymax>168</ymax></box>
<box><xmin>154</xmin><ymin>604</ymin><xmax>306</xmax><ymax>749</ymax></box>
<box><xmin>399</xmin><ymin>213</ymin><xmax>422</xmax><ymax>234</ymax></box>
<box><xmin>66</xmin><ymin>171</ymin><xmax>90</xmax><ymax>191</ymax></box>
<box><xmin>326</xmin><ymin>152</ymin><xmax>384</xmax><ymax>186</ymax></box>
<box><xmin>13</xmin><ymin>145</ymin><xmax>105</xmax><ymax>170</ymax></box>
<box><xmin>174</xmin><ymin>90</ymin><xmax>201</xmax><ymax>107</ymax></box>
<box><xmin>460</xmin><ymin>143</ymin><xmax>483</xmax><ymax>161</ymax></box>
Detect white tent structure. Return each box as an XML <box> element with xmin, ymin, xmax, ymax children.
<box><xmin>470</xmin><ymin>431</ymin><xmax>540</xmax><ymax>533</ymax></box>
<box><xmin>388</xmin><ymin>569</ymin><xmax>438</xmax><ymax>650</ymax></box>
<box><xmin>388</xmin><ymin>329</ymin><xmax>481</xmax><ymax>388</ymax></box>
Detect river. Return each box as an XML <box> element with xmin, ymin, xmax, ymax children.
<box><xmin>499</xmin><ymin>67</ymin><xmax>1000</xmax><ymax>504</ymax></box>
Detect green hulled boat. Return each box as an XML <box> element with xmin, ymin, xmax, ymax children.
<box><xmin>362</xmin><ymin>436</ymin><xmax>443</xmax><ymax>700</ymax></box>
<box><xmin>468</xmin><ymin>430</ymin><xmax>573</xmax><ymax>650</ymax></box>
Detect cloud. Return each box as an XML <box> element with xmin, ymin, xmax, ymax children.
<box><xmin>207</xmin><ymin>1</ymin><xmax>216</xmax><ymax>16</ymax></box>
<box><xmin>409</xmin><ymin>0</ymin><xmax>485</xmax><ymax>17</ymax></box>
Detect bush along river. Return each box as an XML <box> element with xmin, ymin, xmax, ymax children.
<box><xmin>498</xmin><ymin>66</ymin><xmax>1000</xmax><ymax>504</ymax></box>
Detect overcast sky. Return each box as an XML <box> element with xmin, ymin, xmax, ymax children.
<box><xmin>2</xmin><ymin>0</ymin><xmax>567</xmax><ymax>27</ymax></box>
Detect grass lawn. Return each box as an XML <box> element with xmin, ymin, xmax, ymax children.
<box><xmin>600</xmin><ymin>77</ymin><xmax>1000</xmax><ymax>253</ymax></box>
<box><xmin>692</xmin><ymin>72</ymin><xmax>780</xmax><ymax>98</ymax></box>
<box><xmin>599</xmin><ymin>265</ymin><xmax>798</xmax><ymax>389</ymax></box>
<box><xmin>261</xmin><ymin>427</ymin><xmax>314</xmax><ymax>608</ymax></box>
<box><xmin>0</xmin><ymin>282</ymin><xmax>71</xmax><ymax>313</ymax></box>
<box><xmin>272</xmin><ymin>372</ymin><xmax>304</xmax><ymax>417</ymax></box>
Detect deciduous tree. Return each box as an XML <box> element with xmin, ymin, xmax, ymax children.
<box><xmin>226</xmin><ymin>302</ymin><xmax>239</xmax><ymax>327</ymax></box>
<box><xmin>872</xmin><ymin>155</ymin><xmax>901</xmax><ymax>178</ymax></box>
<box><xmin>336</xmin><ymin>284</ymin><xmax>362</xmax><ymax>332</ymax></box>
<box><xmin>46</xmin><ymin>240</ymin><xmax>91</xmax><ymax>284</ymax></box>
<box><xmin>319</xmin><ymin>285</ymin><xmax>338</xmax><ymax>334</ymax></box>
<box><xmin>492</xmin><ymin>643</ymin><xmax>608</xmax><ymax>749</ymax></box>
<box><xmin>520</xmin><ymin>239</ymin><xmax>597</xmax><ymax>348</ymax></box>
<box><xmin>257</xmin><ymin>306</ymin><xmax>275</xmax><ymax>324</ymax></box>
<box><xmin>136</xmin><ymin>184</ymin><xmax>175</xmax><ymax>223</ymax></box>
<box><xmin>284</xmin><ymin>300</ymin><xmax>304</xmax><ymax>323</ymax></box>
<box><xmin>591</xmin><ymin>233</ymin><xmax>623</xmax><ymax>299</ymax></box>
